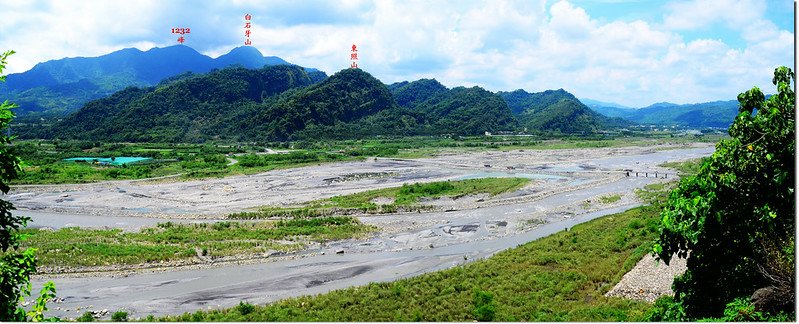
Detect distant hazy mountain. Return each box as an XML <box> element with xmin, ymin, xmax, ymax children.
<box><xmin>579</xmin><ymin>98</ymin><xmax>635</xmax><ymax>118</ymax></box>
<box><xmin>579</xmin><ymin>98</ymin><xmax>632</xmax><ymax>110</ymax></box>
<box><xmin>213</xmin><ymin>46</ymin><xmax>289</xmax><ymax>68</ymax></box>
<box><xmin>582</xmin><ymin>97</ymin><xmax>740</xmax><ymax>128</ymax></box>
<box><xmin>499</xmin><ymin>89</ymin><xmax>629</xmax><ymax>134</ymax></box>
<box><xmin>627</xmin><ymin>101</ymin><xmax>740</xmax><ymax>128</ymax></box>
<box><xmin>0</xmin><ymin>45</ymin><xmax>308</xmax><ymax>119</ymax></box>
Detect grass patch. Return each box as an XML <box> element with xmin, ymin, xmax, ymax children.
<box><xmin>162</xmin><ymin>204</ymin><xmax>663</xmax><ymax>322</ymax></box>
<box><xmin>20</xmin><ymin>217</ymin><xmax>375</xmax><ymax>268</ymax></box>
<box><xmin>635</xmin><ymin>182</ymin><xmax>677</xmax><ymax>206</ymax></box>
<box><xmin>229</xmin><ymin>178</ymin><xmax>531</xmax><ymax>219</ymax></box>
<box><xmin>599</xmin><ymin>194</ymin><xmax>621</xmax><ymax>204</ymax></box>
<box><xmin>660</xmin><ymin>158</ymin><xmax>705</xmax><ymax>176</ymax></box>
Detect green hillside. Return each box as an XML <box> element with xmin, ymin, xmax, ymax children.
<box><xmin>239</xmin><ymin>68</ymin><xmax>400</xmax><ymax>140</ymax></box>
<box><xmin>34</xmin><ymin>70</ymin><xmax>525</xmax><ymax>142</ymax></box>
<box><xmin>38</xmin><ymin>65</ymin><xmax>326</xmax><ymax>142</ymax></box>
<box><xmin>417</xmin><ymin>86</ymin><xmax>518</xmax><ymax>134</ymax></box>
<box><xmin>499</xmin><ymin>89</ymin><xmax>629</xmax><ymax>134</ymax></box>
<box><xmin>295</xmin><ymin>83</ymin><xmax>518</xmax><ymax>139</ymax></box>
<box><xmin>389</xmin><ymin>78</ymin><xmax>448</xmax><ymax>109</ymax></box>
<box><xmin>21</xmin><ymin>66</ymin><xmax>631</xmax><ymax>142</ymax></box>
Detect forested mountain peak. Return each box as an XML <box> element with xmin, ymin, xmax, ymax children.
<box><xmin>40</xmin><ymin>64</ymin><xmax>327</xmax><ymax>142</ymax></box>
<box><xmin>389</xmin><ymin>78</ymin><xmax>449</xmax><ymax>109</ymax></box>
<box><xmin>498</xmin><ymin>88</ymin><xmax>628</xmax><ymax>133</ymax></box>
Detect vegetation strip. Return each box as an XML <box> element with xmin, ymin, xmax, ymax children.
<box><xmin>21</xmin><ymin>217</ymin><xmax>375</xmax><ymax>269</ymax></box>
<box><xmin>13</xmin><ymin>135</ymin><xmax>722</xmax><ymax>185</ymax></box>
<box><xmin>229</xmin><ymin>177</ymin><xmax>531</xmax><ymax>219</ymax></box>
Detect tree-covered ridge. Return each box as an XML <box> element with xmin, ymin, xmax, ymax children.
<box><xmin>389</xmin><ymin>78</ymin><xmax>448</xmax><ymax>109</ymax></box>
<box><xmin>292</xmin><ymin>81</ymin><xmax>518</xmax><ymax>139</ymax></box>
<box><xmin>416</xmin><ymin>86</ymin><xmax>518</xmax><ymax>135</ymax></box>
<box><xmin>499</xmin><ymin>88</ymin><xmax>577</xmax><ymax>115</ymax></box>
<box><xmin>499</xmin><ymin>89</ymin><xmax>629</xmax><ymax>134</ymax></box>
<box><xmin>22</xmin><ymin>63</ymin><xmax>630</xmax><ymax>142</ymax></box>
<box><xmin>31</xmin><ymin>69</ymin><xmax>530</xmax><ymax>142</ymax></box>
<box><xmin>0</xmin><ymin>45</ymin><xmax>305</xmax><ymax>120</ymax></box>
<box><xmin>41</xmin><ymin>65</ymin><xmax>326</xmax><ymax>142</ymax></box>
<box><xmin>241</xmin><ymin>68</ymin><xmax>400</xmax><ymax>140</ymax></box>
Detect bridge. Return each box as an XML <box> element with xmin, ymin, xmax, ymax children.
<box><xmin>622</xmin><ymin>169</ymin><xmax>673</xmax><ymax>179</ymax></box>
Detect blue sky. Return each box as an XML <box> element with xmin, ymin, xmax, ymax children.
<box><xmin>0</xmin><ymin>0</ymin><xmax>794</xmax><ymax>107</ymax></box>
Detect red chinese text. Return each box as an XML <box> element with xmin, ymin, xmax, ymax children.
<box><xmin>244</xmin><ymin>14</ymin><xmax>252</xmax><ymax>45</ymax></box>
<box><xmin>350</xmin><ymin>44</ymin><xmax>358</xmax><ymax>69</ymax></box>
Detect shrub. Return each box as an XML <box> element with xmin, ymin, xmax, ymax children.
<box><xmin>77</xmin><ymin>311</ymin><xmax>95</xmax><ymax>322</ymax></box>
<box><xmin>111</xmin><ymin>310</ymin><xmax>128</xmax><ymax>322</ymax></box>
<box><xmin>237</xmin><ymin>301</ymin><xmax>255</xmax><ymax>316</ymax></box>
<box><xmin>472</xmin><ymin>289</ymin><xmax>496</xmax><ymax>321</ymax></box>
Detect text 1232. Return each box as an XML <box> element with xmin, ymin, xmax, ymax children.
<box><xmin>171</xmin><ymin>28</ymin><xmax>191</xmax><ymax>35</ymax></box>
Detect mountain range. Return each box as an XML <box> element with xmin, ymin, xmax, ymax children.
<box><xmin>582</xmin><ymin>98</ymin><xmax>741</xmax><ymax>128</ymax></box>
<box><xmin>0</xmin><ymin>45</ymin><xmax>307</xmax><ymax>120</ymax></box>
<box><xmin>4</xmin><ymin>45</ymin><xmax>743</xmax><ymax>142</ymax></box>
<box><xmin>26</xmin><ymin>67</ymin><xmax>529</xmax><ymax>142</ymax></box>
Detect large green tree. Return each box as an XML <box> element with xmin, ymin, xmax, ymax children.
<box><xmin>0</xmin><ymin>50</ymin><xmax>56</xmax><ymax>322</ymax></box>
<box><xmin>653</xmin><ymin>66</ymin><xmax>795</xmax><ymax>319</ymax></box>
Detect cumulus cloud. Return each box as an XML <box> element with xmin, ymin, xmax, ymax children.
<box><xmin>0</xmin><ymin>0</ymin><xmax>792</xmax><ymax>107</ymax></box>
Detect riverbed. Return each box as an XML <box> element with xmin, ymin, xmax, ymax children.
<box><xmin>21</xmin><ymin>143</ymin><xmax>714</xmax><ymax>320</ymax></box>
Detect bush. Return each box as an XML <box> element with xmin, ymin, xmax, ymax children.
<box><xmin>111</xmin><ymin>310</ymin><xmax>128</xmax><ymax>322</ymax></box>
<box><xmin>472</xmin><ymin>289</ymin><xmax>497</xmax><ymax>321</ymax></box>
<box><xmin>643</xmin><ymin>296</ymin><xmax>686</xmax><ymax>322</ymax></box>
<box><xmin>77</xmin><ymin>311</ymin><xmax>95</xmax><ymax>322</ymax></box>
<box><xmin>398</xmin><ymin>181</ymin><xmax>455</xmax><ymax>196</ymax></box>
<box><xmin>237</xmin><ymin>301</ymin><xmax>255</xmax><ymax>316</ymax></box>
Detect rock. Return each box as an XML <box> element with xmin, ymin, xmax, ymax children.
<box><xmin>751</xmin><ymin>286</ymin><xmax>792</xmax><ymax>313</ymax></box>
<box><xmin>335</xmin><ymin>249</ymin><xmax>344</xmax><ymax>254</ymax></box>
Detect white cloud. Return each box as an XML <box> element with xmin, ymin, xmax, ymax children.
<box><xmin>0</xmin><ymin>0</ymin><xmax>792</xmax><ymax>107</ymax></box>
<box><xmin>662</xmin><ymin>0</ymin><xmax>765</xmax><ymax>30</ymax></box>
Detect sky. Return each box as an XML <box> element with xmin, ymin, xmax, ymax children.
<box><xmin>0</xmin><ymin>0</ymin><xmax>794</xmax><ymax>107</ymax></box>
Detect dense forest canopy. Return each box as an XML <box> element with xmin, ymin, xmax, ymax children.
<box><xmin>21</xmin><ymin>65</ymin><xmax>619</xmax><ymax>142</ymax></box>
